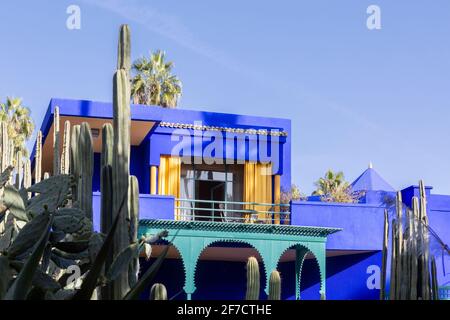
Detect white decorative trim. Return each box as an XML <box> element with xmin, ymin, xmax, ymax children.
<box><xmin>159</xmin><ymin>121</ymin><xmax>288</xmax><ymax>137</ymax></box>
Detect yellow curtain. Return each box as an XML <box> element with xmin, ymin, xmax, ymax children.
<box><xmin>158</xmin><ymin>155</ymin><xmax>181</xmax><ymax>219</ymax></box>
<box><xmin>244</xmin><ymin>162</ymin><xmax>273</xmax><ymax>223</ymax></box>
<box><xmin>274</xmin><ymin>175</ymin><xmax>281</xmax><ymax>225</ymax></box>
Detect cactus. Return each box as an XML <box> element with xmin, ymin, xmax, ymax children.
<box><xmin>389</xmin><ymin>219</ymin><xmax>398</xmax><ymax>300</ymax></box>
<box><xmin>431</xmin><ymin>256</ymin><xmax>438</xmax><ymax>300</ymax></box>
<box><xmin>78</xmin><ymin>122</ymin><xmax>93</xmax><ymax>222</ymax></box>
<box><xmin>111</xmin><ymin>24</ymin><xmax>132</xmax><ymax>299</ymax></box>
<box><xmin>0</xmin><ymin>121</ymin><xmax>10</xmax><ymax>171</ymax></box>
<box><xmin>245</xmin><ymin>256</ymin><xmax>260</xmax><ymax>300</ymax></box>
<box><xmin>34</xmin><ymin>131</ymin><xmax>42</xmax><ymax>184</ymax></box>
<box><xmin>53</xmin><ymin>106</ymin><xmax>60</xmax><ymax>175</ymax></box>
<box><xmin>22</xmin><ymin>158</ymin><xmax>31</xmax><ymax>199</ymax></box>
<box><xmin>61</xmin><ymin>121</ymin><xmax>71</xmax><ymax>174</ymax></box>
<box><xmin>268</xmin><ymin>270</ymin><xmax>281</xmax><ymax>300</ymax></box>
<box><xmin>380</xmin><ymin>209</ymin><xmax>388</xmax><ymax>300</ymax></box>
<box><xmin>418</xmin><ymin>180</ymin><xmax>430</xmax><ymax>300</ymax></box>
<box><xmin>14</xmin><ymin>151</ymin><xmax>22</xmax><ymax>189</ymax></box>
<box><xmin>128</xmin><ymin>175</ymin><xmax>139</xmax><ymax>288</ymax></box>
<box><xmin>150</xmin><ymin>283</ymin><xmax>167</xmax><ymax>300</ymax></box>
<box><xmin>70</xmin><ymin>125</ymin><xmax>80</xmax><ymax>203</ymax></box>
<box><xmin>394</xmin><ymin>191</ymin><xmax>403</xmax><ymax>300</ymax></box>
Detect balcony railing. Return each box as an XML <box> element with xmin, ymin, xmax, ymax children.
<box><xmin>175</xmin><ymin>198</ymin><xmax>291</xmax><ymax>224</ymax></box>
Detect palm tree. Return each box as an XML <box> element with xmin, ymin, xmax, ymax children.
<box><xmin>131</xmin><ymin>50</ymin><xmax>182</xmax><ymax>108</ymax></box>
<box><xmin>312</xmin><ymin>169</ymin><xmax>358</xmax><ymax>203</ymax></box>
<box><xmin>0</xmin><ymin>97</ymin><xmax>34</xmax><ymax>158</ymax></box>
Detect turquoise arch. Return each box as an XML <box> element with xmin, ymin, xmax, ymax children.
<box><xmin>139</xmin><ymin>220</ymin><xmax>341</xmax><ymax>300</ymax></box>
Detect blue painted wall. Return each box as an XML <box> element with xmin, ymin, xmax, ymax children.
<box><xmin>138</xmin><ymin>251</ymin><xmax>382</xmax><ymax>300</ymax></box>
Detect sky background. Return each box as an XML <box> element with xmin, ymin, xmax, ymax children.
<box><xmin>1</xmin><ymin>0</ymin><xmax>450</xmax><ymax>195</ymax></box>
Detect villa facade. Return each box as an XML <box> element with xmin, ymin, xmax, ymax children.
<box><xmin>33</xmin><ymin>98</ymin><xmax>450</xmax><ymax>300</ymax></box>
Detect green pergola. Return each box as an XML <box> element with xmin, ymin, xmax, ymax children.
<box><xmin>139</xmin><ymin>220</ymin><xmax>341</xmax><ymax>300</ymax></box>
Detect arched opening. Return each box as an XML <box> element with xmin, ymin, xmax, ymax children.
<box><xmin>277</xmin><ymin>245</ymin><xmax>322</xmax><ymax>300</ymax></box>
<box><xmin>138</xmin><ymin>241</ymin><xmax>185</xmax><ymax>300</ymax></box>
<box><xmin>193</xmin><ymin>241</ymin><xmax>267</xmax><ymax>300</ymax></box>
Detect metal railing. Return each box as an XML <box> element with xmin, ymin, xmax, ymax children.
<box><xmin>175</xmin><ymin>198</ymin><xmax>291</xmax><ymax>224</ymax></box>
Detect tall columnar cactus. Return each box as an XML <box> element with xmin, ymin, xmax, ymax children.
<box><xmin>111</xmin><ymin>24</ymin><xmax>133</xmax><ymax>299</ymax></box>
<box><xmin>394</xmin><ymin>191</ymin><xmax>403</xmax><ymax>300</ymax></box>
<box><xmin>430</xmin><ymin>256</ymin><xmax>439</xmax><ymax>300</ymax></box>
<box><xmin>53</xmin><ymin>106</ymin><xmax>61</xmax><ymax>175</ymax></box>
<box><xmin>100</xmin><ymin>123</ymin><xmax>114</xmax><ymax>300</ymax></box>
<box><xmin>0</xmin><ymin>121</ymin><xmax>8</xmax><ymax>171</ymax></box>
<box><xmin>419</xmin><ymin>180</ymin><xmax>430</xmax><ymax>300</ymax></box>
<box><xmin>70</xmin><ymin>125</ymin><xmax>81</xmax><ymax>203</ymax></box>
<box><xmin>78</xmin><ymin>122</ymin><xmax>94</xmax><ymax>222</ymax></box>
<box><xmin>22</xmin><ymin>158</ymin><xmax>31</xmax><ymax>198</ymax></box>
<box><xmin>268</xmin><ymin>270</ymin><xmax>281</xmax><ymax>300</ymax></box>
<box><xmin>380</xmin><ymin>209</ymin><xmax>388</xmax><ymax>300</ymax></box>
<box><xmin>410</xmin><ymin>197</ymin><xmax>419</xmax><ymax>299</ymax></box>
<box><xmin>14</xmin><ymin>151</ymin><xmax>22</xmax><ymax>189</ymax></box>
<box><xmin>150</xmin><ymin>283</ymin><xmax>168</xmax><ymax>300</ymax></box>
<box><xmin>245</xmin><ymin>256</ymin><xmax>260</xmax><ymax>300</ymax></box>
<box><xmin>100</xmin><ymin>123</ymin><xmax>114</xmax><ymax>232</ymax></box>
<box><xmin>35</xmin><ymin>130</ymin><xmax>42</xmax><ymax>184</ymax></box>
<box><xmin>128</xmin><ymin>175</ymin><xmax>139</xmax><ymax>288</ymax></box>
<box><xmin>61</xmin><ymin>120</ymin><xmax>71</xmax><ymax>174</ymax></box>
<box><xmin>389</xmin><ymin>219</ymin><xmax>398</xmax><ymax>300</ymax></box>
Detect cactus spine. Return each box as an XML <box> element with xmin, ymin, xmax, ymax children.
<box><xmin>35</xmin><ymin>130</ymin><xmax>42</xmax><ymax>183</ymax></box>
<box><xmin>245</xmin><ymin>256</ymin><xmax>260</xmax><ymax>300</ymax></box>
<box><xmin>150</xmin><ymin>283</ymin><xmax>167</xmax><ymax>300</ymax></box>
<box><xmin>268</xmin><ymin>270</ymin><xmax>281</xmax><ymax>300</ymax></box>
<box><xmin>53</xmin><ymin>106</ymin><xmax>60</xmax><ymax>175</ymax></box>
<box><xmin>61</xmin><ymin>120</ymin><xmax>71</xmax><ymax>174</ymax></box>
<box><xmin>111</xmin><ymin>24</ymin><xmax>132</xmax><ymax>299</ymax></box>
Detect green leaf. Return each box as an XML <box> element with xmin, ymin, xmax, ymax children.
<box><xmin>4</xmin><ymin>213</ymin><xmax>53</xmax><ymax>300</ymax></box>
<box><xmin>106</xmin><ymin>243</ymin><xmax>139</xmax><ymax>282</ymax></box>
<box><xmin>3</xmin><ymin>185</ymin><xmax>28</xmax><ymax>221</ymax></box>
<box><xmin>7</xmin><ymin>211</ymin><xmax>50</xmax><ymax>259</ymax></box>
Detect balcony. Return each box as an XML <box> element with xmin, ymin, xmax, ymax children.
<box><xmin>92</xmin><ymin>192</ymin><xmax>290</xmax><ymax>230</ymax></box>
<box><xmin>175</xmin><ymin>198</ymin><xmax>291</xmax><ymax>224</ymax></box>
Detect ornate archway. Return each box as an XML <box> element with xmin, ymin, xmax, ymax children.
<box><xmin>139</xmin><ymin>220</ymin><xmax>340</xmax><ymax>300</ymax></box>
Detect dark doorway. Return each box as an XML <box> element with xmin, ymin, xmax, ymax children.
<box><xmin>195</xmin><ymin>180</ymin><xmax>225</xmax><ymax>221</ymax></box>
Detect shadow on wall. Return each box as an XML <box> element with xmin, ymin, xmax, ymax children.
<box><xmin>279</xmin><ymin>251</ymin><xmax>381</xmax><ymax>300</ymax></box>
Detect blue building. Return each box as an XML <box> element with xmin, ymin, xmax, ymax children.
<box><xmin>34</xmin><ymin>98</ymin><xmax>450</xmax><ymax>300</ymax></box>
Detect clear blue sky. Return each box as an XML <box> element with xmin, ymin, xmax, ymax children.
<box><xmin>1</xmin><ymin>0</ymin><xmax>450</xmax><ymax>195</ymax></box>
